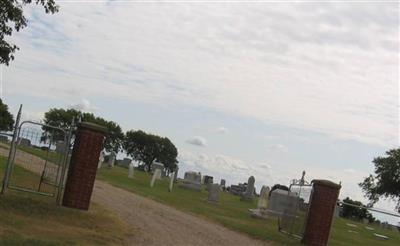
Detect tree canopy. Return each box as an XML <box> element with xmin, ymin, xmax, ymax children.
<box><xmin>42</xmin><ymin>108</ymin><xmax>124</xmax><ymax>153</ymax></box>
<box><xmin>341</xmin><ymin>197</ymin><xmax>375</xmax><ymax>223</ymax></box>
<box><xmin>359</xmin><ymin>148</ymin><xmax>400</xmax><ymax>212</ymax></box>
<box><xmin>123</xmin><ymin>130</ymin><xmax>178</xmax><ymax>172</ymax></box>
<box><xmin>0</xmin><ymin>99</ymin><xmax>14</xmax><ymax>131</ymax></box>
<box><xmin>1</xmin><ymin>0</ymin><xmax>59</xmax><ymax>65</ymax></box>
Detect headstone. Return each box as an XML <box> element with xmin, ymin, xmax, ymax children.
<box><xmin>257</xmin><ymin>186</ymin><xmax>270</xmax><ymax>209</ymax></box>
<box><xmin>241</xmin><ymin>176</ymin><xmax>255</xmax><ymax>201</ymax></box>
<box><xmin>150</xmin><ymin>169</ymin><xmax>162</xmax><ymax>188</ymax></box>
<box><xmin>230</xmin><ymin>183</ymin><xmax>246</xmax><ymax>196</ymax></box>
<box><xmin>128</xmin><ymin>162</ymin><xmax>134</xmax><ymax>179</ymax></box>
<box><xmin>107</xmin><ymin>152</ymin><xmax>116</xmax><ymax>168</ymax></box>
<box><xmin>169</xmin><ymin>172</ymin><xmax>175</xmax><ymax>192</ymax></box>
<box><xmin>204</xmin><ymin>175</ymin><xmax>214</xmax><ymax>191</ymax></box>
<box><xmin>374</xmin><ymin>233</ymin><xmax>389</xmax><ymax>240</ymax></box>
<box><xmin>151</xmin><ymin>161</ymin><xmax>164</xmax><ymax>179</ymax></box>
<box><xmin>173</xmin><ymin>168</ymin><xmax>179</xmax><ymax>182</ymax></box>
<box><xmin>363</xmin><ymin>218</ymin><xmax>369</xmax><ymax>225</ymax></box>
<box><xmin>220</xmin><ymin>179</ymin><xmax>226</xmax><ymax>187</ymax></box>
<box><xmin>18</xmin><ymin>137</ymin><xmax>31</xmax><ymax>146</ymax></box>
<box><xmin>334</xmin><ymin>205</ymin><xmax>340</xmax><ymax>218</ymax></box>
<box><xmin>266</xmin><ymin>189</ymin><xmax>299</xmax><ymax>216</ymax></box>
<box><xmin>207</xmin><ymin>184</ymin><xmax>220</xmax><ymax>204</ymax></box>
<box><xmin>180</xmin><ymin>171</ymin><xmax>201</xmax><ymax>191</ymax></box>
<box><xmin>249</xmin><ymin>185</ymin><xmax>271</xmax><ymax>220</ymax></box>
<box><xmin>97</xmin><ymin>151</ymin><xmax>104</xmax><ymax>169</ymax></box>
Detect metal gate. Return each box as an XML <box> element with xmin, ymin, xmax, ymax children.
<box><xmin>1</xmin><ymin>105</ymin><xmax>73</xmax><ymax>203</ymax></box>
<box><xmin>278</xmin><ymin>171</ymin><xmax>313</xmax><ymax>239</ymax></box>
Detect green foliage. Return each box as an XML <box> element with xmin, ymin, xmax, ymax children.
<box><xmin>0</xmin><ymin>0</ymin><xmax>59</xmax><ymax>65</ymax></box>
<box><xmin>359</xmin><ymin>148</ymin><xmax>400</xmax><ymax>212</ymax></box>
<box><xmin>123</xmin><ymin>130</ymin><xmax>178</xmax><ymax>172</ymax></box>
<box><xmin>0</xmin><ymin>99</ymin><xmax>14</xmax><ymax>131</ymax></box>
<box><xmin>42</xmin><ymin>108</ymin><xmax>124</xmax><ymax>153</ymax></box>
<box><xmin>341</xmin><ymin>197</ymin><xmax>375</xmax><ymax>223</ymax></box>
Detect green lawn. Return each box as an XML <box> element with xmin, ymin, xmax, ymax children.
<box><xmin>97</xmin><ymin>166</ymin><xmax>400</xmax><ymax>246</ymax></box>
<box><xmin>0</xmin><ymin>156</ymin><xmax>133</xmax><ymax>246</ymax></box>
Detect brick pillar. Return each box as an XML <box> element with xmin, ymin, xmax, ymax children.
<box><xmin>62</xmin><ymin>122</ymin><xmax>107</xmax><ymax>210</ymax></box>
<box><xmin>302</xmin><ymin>180</ymin><xmax>341</xmax><ymax>246</ymax></box>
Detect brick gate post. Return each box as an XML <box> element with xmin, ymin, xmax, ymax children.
<box><xmin>62</xmin><ymin>122</ymin><xmax>107</xmax><ymax>210</ymax></box>
<box><xmin>302</xmin><ymin>180</ymin><xmax>341</xmax><ymax>246</ymax></box>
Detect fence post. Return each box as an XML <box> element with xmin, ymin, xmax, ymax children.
<box><xmin>302</xmin><ymin>180</ymin><xmax>341</xmax><ymax>246</ymax></box>
<box><xmin>62</xmin><ymin>122</ymin><xmax>107</xmax><ymax>210</ymax></box>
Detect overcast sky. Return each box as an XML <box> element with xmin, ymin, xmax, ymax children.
<box><xmin>1</xmin><ymin>1</ymin><xmax>399</xmax><ymax>222</ymax></box>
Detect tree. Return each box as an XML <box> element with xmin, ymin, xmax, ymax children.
<box><xmin>0</xmin><ymin>99</ymin><xmax>14</xmax><ymax>131</ymax></box>
<box><xmin>123</xmin><ymin>130</ymin><xmax>178</xmax><ymax>172</ymax></box>
<box><xmin>359</xmin><ymin>148</ymin><xmax>400</xmax><ymax>212</ymax></box>
<box><xmin>42</xmin><ymin>108</ymin><xmax>124</xmax><ymax>153</ymax></box>
<box><xmin>1</xmin><ymin>0</ymin><xmax>59</xmax><ymax>65</ymax></box>
<box><xmin>341</xmin><ymin>197</ymin><xmax>375</xmax><ymax>223</ymax></box>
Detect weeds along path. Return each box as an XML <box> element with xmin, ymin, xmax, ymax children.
<box><xmin>0</xmin><ymin>143</ymin><xmax>270</xmax><ymax>246</ymax></box>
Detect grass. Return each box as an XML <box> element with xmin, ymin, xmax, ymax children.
<box><xmin>97</xmin><ymin>166</ymin><xmax>400</xmax><ymax>246</ymax></box>
<box><xmin>0</xmin><ymin>156</ymin><xmax>133</xmax><ymax>246</ymax></box>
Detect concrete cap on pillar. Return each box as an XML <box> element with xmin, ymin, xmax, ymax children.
<box><xmin>78</xmin><ymin>122</ymin><xmax>108</xmax><ymax>134</ymax></box>
<box><xmin>311</xmin><ymin>179</ymin><xmax>341</xmax><ymax>189</ymax></box>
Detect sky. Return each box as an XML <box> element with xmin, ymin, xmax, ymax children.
<box><xmin>0</xmin><ymin>1</ymin><xmax>399</xmax><ymax>223</ymax></box>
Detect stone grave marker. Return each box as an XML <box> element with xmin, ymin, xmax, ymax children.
<box><xmin>266</xmin><ymin>189</ymin><xmax>299</xmax><ymax>216</ymax></box>
<box><xmin>207</xmin><ymin>184</ymin><xmax>220</xmax><ymax>204</ymax></box>
<box><xmin>241</xmin><ymin>176</ymin><xmax>255</xmax><ymax>201</ymax></box>
<box><xmin>169</xmin><ymin>172</ymin><xmax>175</xmax><ymax>192</ymax></box>
<box><xmin>150</xmin><ymin>169</ymin><xmax>162</xmax><ymax>188</ymax></box>
<box><xmin>97</xmin><ymin>151</ymin><xmax>104</xmax><ymax>169</ymax></box>
<box><xmin>180</xmin><ymin>171</ymin><xmax>201</xmax><ymax>191</ymax></box>
<box><xmin>107</xmin><ymin>152</ymin><xmax>116</xmax><ymax>168</ymax></box>
<box><xmin>128</xmin><ymin>162</ymin><xmax>134</xmax><ymax>179</ymax></box>
<box><xmin>258</xmin><ymin>186</ymin><xmax>270</xmax><ymax>209</ymax></box>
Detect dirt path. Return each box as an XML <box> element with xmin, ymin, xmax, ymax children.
<box><xmin>93</xmin><ymin>180</ymin><xmax>270</xmax><ymax>246</ymax></box>
<box><xmin>0</xmin><ymin>144</ymin><xmax>270</xmax><ymax>246</ymax></box>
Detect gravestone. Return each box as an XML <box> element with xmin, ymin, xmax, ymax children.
<box><xmin>230</xmin><ymin>183</ymin><xmax>246</xmax><ymax>196</ymax></box>
<box><xmin>180</xmin><ymin>171</ymin><xmax>201</xmax><ymax>191</ymax></box>
<box><xmin>107</xmin><ymin>152</ymin><xmax>116</xmax><ymax>168</ymax></box>
<box><xmin>173</xmin><ymin>168</ymin><xmax>179</xmax><ymax>182</ymax></box>
<box><xmin>266</xmin><ymin>189</ymin><xmax>299</xmax><ymax>216</ymax></box>
<box><xmin>204</xmin><ymin>175</ymin><xmax>214</xmax><ymax>191</ymax></box>
<box><xmin>97</xmin><ymin>151</ymin><xmax>104</xmax><ymax>169</ymax></box>
<box><xmin>241</xmin><ymin>176</ymin><xmax>255</xmax><ymax>201</ymax></box>
<box><xmin>151</xmin><ymin>161</ymin><xmax>165</xmax><ymax>179</ymax></box>
<box><xmin>249</xmin><ymin>186</ymin><xmax>270</xmax><ymax>219</ymax></box>
<box><xmin>334</xmin><ymin>205</ymin><xmax>340</xmax><ymax>218</ymax></box>
<box><xmin>363</xmin><ymin>218</ymin><xmax>368</xmax><ymax>225</ymax></box>
<box><xmin>128</xmin><ymin>162</ymin><xmax>134</xmax><ymax>179</ymax></box>
<box><xmin>150</xmin><ymin>169</ymin><xmax>162</xmax><ymax>188</ymax></box>
<box><xmin>220</xmin><ymin>179</ymin><xmax>226</xmax><ymax>191</ymax></box>
<box><xmin>207</xmin><ymin>184</ymin><xmax>220</xmax><ymax>204</ymax></box>
<box><xmin>258</xmin><ymin>186</ymin><xmax>270</xmax><ymax>209</ymax></box>
<box><xmin>169</xmin><ymin>172</ymin><xmax>175</xmax><ymax>192</ymax></box>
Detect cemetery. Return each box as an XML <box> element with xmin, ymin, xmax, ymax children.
<box><xmin>0</xmin><ymin>117</ymin><xmax>399</xmax><ymax>245</ymax></box>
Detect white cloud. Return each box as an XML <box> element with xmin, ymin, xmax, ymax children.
<box><xmin>186</xmin><ymin>136</ymin><xmax>207</xmax><ymax>147</ymax></box>
<box><xmin>69</xmin><ymin>99</ymin><xmax>97</xmax><ymax>112</ymax></box>
<box><xmin>215</xmin><ymin>127</ymin><xmax>228</xmax><ymax>134</ymax></box>
<box><xmin>267</xmin><ymin>144</ymin><xmax>288</xmax><ymax>152</ymax></box>
<box><xmin>3</xmin><ymin>2</ymin><xmax>398</xmax><ymax>147</ymax></box>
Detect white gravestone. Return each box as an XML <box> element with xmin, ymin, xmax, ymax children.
<box><xmin>249</xmin><ymin>186</ymin><xmax>270</xmax><ymax>219</ymax></box>
<box><xmin>150</xmin><ymin>169</ymin><xmax>162</xmax><ymax>188</ymax></box>
<box><xmin>128</xmin><ymin>162</ymin><xmax>134</xmax><ymax>179</ymax></box>
<box><xmin>169</xmin><ymin>172</ymin><xmax>175</xmax><ymax>192</ymax></box>
<box><xmin>258</xmin><ymin>186</ymin><xmax>270</xmax><ymax>209</ymax></box>
<box><xmin>108</xmin><ymin>152</ymin><xmax>116</xmax><ymax>168</ymax></box>
<box><xmin>207</xmin><ymin>184</ymin><xmax>220</xmax><ymax>204</ymax></box>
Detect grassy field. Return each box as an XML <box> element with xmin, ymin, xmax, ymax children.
<box><xmin>0</xmin><ymin>156</ymin><xmax>133</xmax><ymax>246</ymax></box>
<box><xmin>97</xmin><ymin>166</ymin><xmax>400</xmax><ymax>246</ymax></box>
